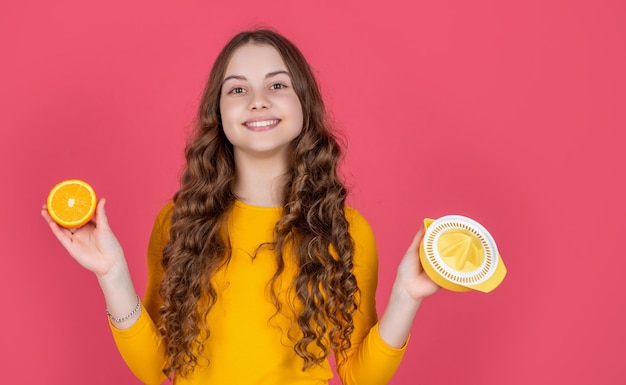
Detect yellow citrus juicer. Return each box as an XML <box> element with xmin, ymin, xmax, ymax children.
<box><xmin>419</xmin><ymin>215</ymin><xmax>506</xmax><ymax>293</ymax></box>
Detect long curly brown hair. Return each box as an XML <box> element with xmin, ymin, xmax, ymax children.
<box><xmin>159</xmin><ymin>29</ymin><xmax>357</xmax><ymax>378</ymax></box>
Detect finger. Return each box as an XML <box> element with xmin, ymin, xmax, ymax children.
<box><xmin>45</xmin><ymin>216</ymin><xmax>78</xmax><ymax>249</ymax></box>
<box><xmin>41</xmin><ymin>204</ymin><xmax>53</xmax><ymax>224</ymax></box>
<box><xmin>94</xmin><ymin>198</ymin><xmax>111</xmax><ymax>230</ymax></box>
<box><xmin>406</xmin><ymin>226</ymin><xmax>425</xmax><ymax>253</ymax></box>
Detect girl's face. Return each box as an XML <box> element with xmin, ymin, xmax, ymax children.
<box><xmin>220</xmin><ymin>43</ymin><xmax>303</xmax><ymax>161</ymax></box>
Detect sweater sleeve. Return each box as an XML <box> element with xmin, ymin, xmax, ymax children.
<box><xmin>109</xmin><ymin>203</ymin><xmax>173</xmax><ymax>385</ymax></box>
<box><xmin>338</xmin><ymin>209</ymin><xmax>408</xmax><ymax>385</ymax></box>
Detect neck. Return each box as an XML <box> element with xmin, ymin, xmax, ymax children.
<box><xmin>233</xmin><ymin>151</ymin><xmax>289</xmax><ymax>208</ymax></box>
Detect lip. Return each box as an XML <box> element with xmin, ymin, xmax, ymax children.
<box><xmin>242</xmin><ymin>117</ymin><xmax>281</xmax><ymax>132</ymax></box>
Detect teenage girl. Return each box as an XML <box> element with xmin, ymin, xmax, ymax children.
<box><xmin>41</xmin><ymin>29</ymin><xmax>439</xmax><ymax>385</ymax></box>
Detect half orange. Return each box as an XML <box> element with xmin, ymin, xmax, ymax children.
<box><xmin>47</xmin><ymin>179</ymin><xmax>97</xmax><ymax>228</ymax></box>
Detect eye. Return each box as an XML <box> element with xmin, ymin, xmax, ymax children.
<box><xmin>228</xmin><ymin>87</ymin><xmax>245</xmax><ymax>95</ymax></box>
<box><xmin>269</xmin><ymin>83</ymin><xmax>287</xmax><ymax>90</ymax></box>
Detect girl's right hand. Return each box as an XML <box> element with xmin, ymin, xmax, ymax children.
<box><xmin>41</xmin><ymin>198</ymin><xmax>126</xmax><ymax>278</ymax></box>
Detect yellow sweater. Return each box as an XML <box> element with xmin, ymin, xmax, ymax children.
<box><xmin>111</xmin><ymin>201</ymin><xmax>406</xmax><ymax>384</ymax></box>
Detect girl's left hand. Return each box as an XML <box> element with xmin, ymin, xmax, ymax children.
<box><xmin>395</xmin><ymin>228</ymin><xmax>440</xmax><ymax>302</ymax></box>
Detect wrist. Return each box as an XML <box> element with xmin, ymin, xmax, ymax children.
<box><xmin>96</xmin><ymin>261</ymin><xmax>131</xmax><ymax>290</ymax></box>
<box><xmin>378</xmin><ymin>284</ymin><xmax>423</xmax><ymax>349</ymax></box>
<box><xmin>390</xmin><ymin>282</ymin><xmax>422</xmax><ymax>311</ymax></box>
<box><xmin>107</xmin><ymin>295</ymin><xmax>141</xmax><ymax>324</ymax></box>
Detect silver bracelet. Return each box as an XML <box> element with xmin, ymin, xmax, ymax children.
<box><xmin>106</xmin><ymin>296</ymin><xmax>141</xmax><ymax>324</ymax></box>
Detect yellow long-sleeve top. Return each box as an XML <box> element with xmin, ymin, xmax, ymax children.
<box><xmin>111</xmin><ymin>201</ymin><xmax>407</xmax><ymax>384</ymax></box>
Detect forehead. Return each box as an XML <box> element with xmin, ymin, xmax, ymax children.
<box><xmin>224</xmin><ymin>43</ymin><xmax>288</xmax><ymax>77</ymax></box>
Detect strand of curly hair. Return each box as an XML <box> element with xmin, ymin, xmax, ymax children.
<box><xmin>271</xmin><ymin>126</ymin><xmax>358</xmax><ymax>371</ymax></box>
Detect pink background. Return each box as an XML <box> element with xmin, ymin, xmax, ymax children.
<box><xmin>1</xmin><ymin>0</ymin><xmax>624</xmax><ymax>384</ymax></box>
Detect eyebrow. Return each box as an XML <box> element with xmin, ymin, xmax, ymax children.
<box><xmin>222</xmin><ymin>70</ymin><xmax>291</xmax><ymax>84</ymax></box>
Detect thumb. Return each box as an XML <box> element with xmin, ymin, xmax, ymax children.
<box><xmin>406</xmin><ymin>226</ymin><xmax>425</xmax><ymax>254</ymax></box>
<box><xmin>94</xmin><ymin>198</ymin><xmax>111</xmax><ymax>230</ymax></box>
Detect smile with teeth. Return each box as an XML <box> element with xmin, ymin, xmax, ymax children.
<box><xmin>243</xmin><ymin>119</ymin><xmax>281</xmax><ymax>132</ymax></box>
<box><xmin>244</xmin><ymin>119</ymin><xmax>280</xmax><ymax>129</ymax></box>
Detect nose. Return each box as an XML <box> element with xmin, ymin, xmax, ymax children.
<box><xmin>248</xmin><ymin>90</ymin><xmax>271</xmax><ymax>111</ymax></box>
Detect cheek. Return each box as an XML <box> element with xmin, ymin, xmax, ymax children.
<box><xmin>289</xmin><ymin>98</ymin><xmax>304</xmax><ymax>127</ymax></box>
<box><xmin>219</xmin><ymin>99</ymin><xmax>238</xmax><ymax>124</ymax></box>
<box><xmin>295</xmin><ymin>109</ymin><xmax>304</xmax><ymax>131</ymax></box>
<box><xmin>218</xmin><ymin>99</ymin><xmax>227</xmax><ymax>120</ymax></box>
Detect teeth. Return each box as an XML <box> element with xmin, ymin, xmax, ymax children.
<box><xmin>246</xmin><ymin>120</ymin><xmax>278</xmax><ymax>127</ymax></box>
